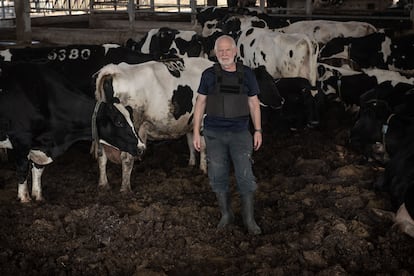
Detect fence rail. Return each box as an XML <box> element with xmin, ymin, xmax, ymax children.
<box><xmin>1</xmin><ymin>0</ymin><xmax>413</xmax><ymax>27</ymax></box>
<box><xmin>0</xmin><ymin>0</ymin><xmax>221</xmax><ymax>18</ymax></box>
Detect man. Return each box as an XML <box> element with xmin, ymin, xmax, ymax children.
<box><xmin>193</xmin><ymin>35</ymin><xmax>263</xmax><ymax>235</ymax></box>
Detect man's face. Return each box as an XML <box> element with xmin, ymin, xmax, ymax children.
<box><xmin>215</xmin><ymin>39</ymin><xmax>237</xmax><ymax>67</ymax></box>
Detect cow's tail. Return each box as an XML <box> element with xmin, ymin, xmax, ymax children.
<box><xmin>305</xmin><ymin>37</ymin><xmax>319</xmax><ymax>96</ymax></box>
<box><xmin>94</xmin><ymin>63</ymin><xmax>122</xmax><ymax>102</ymax></box>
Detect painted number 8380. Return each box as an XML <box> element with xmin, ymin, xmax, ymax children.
<box><xmin>47</xmin><ymin>48</ymin><xmax>92</xmax><ymax>61</ymax></box>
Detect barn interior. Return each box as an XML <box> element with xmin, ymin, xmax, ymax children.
<box><xmin>2</xmin><ymin>1</ymin><xmax>414</xmax><ymax>275</ymax></box>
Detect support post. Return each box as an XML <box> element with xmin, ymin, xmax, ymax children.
<box><xmin>15</xmin><ymin>0</ymin><xmax>31</xmax><ymax>45</ymax></box>
<box><xmin>128</xmin><ymin>0</ymin><xmax>135</xmax><ymax>29</ymax></box>
<box><xmin>305</xmin><ymin>0</ymin><xmax>313</xmax><ymax>19</ymax></box>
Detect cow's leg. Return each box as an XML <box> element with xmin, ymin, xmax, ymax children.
<box><xmin>186</xmin><ymin>132</ymin><xmax>197</xmax><ymax>167</ymax></box>
<box><xmin>15</xmin><ymin>147</ymin><xmax>31</xmax><ymax>202</ymax></box>
<box><xmin>120</xmin><ymin>152</ymin><xmax>134</xmax><ymax>193</ymax></box>
<box><xmin>18</xmin><ymin>180</ymin><xmax>31</xmax><ymax>203</ymax></box>
<box><xmin>394</xmin><ymin>203</ymin><xmax>414</xmax><ymax>238</ymax></box>
<box><xmin>31</xmin><ymin>163</ymin><xmax>45</xmax><ymax>201</ymax></box>
<box><xmin>186</xmin><ymin>132</ymin><xmax>207</xmax><ymax>173</ymax></box>
<box><xmin>98</xmin><ymin>152</ymin><xmax>110</xmax><ymax>190</ymax></box>
<box><xmin>0</xmin><ymin>148</ymin><xmax>8</xmax><ymax>162</ymax></box>
<box><xmin>200</xmin><ymin>136</ymin><xmax>207</xmax><ymax>174</ymax></box>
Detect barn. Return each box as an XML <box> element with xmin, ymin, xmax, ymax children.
<box><xmin>1</xmin><ymin>0</ymin><xmax>414</xmax><ymax>275</ymax></box>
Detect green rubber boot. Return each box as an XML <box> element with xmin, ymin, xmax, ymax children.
<box><xmin>241</xmin><ymin>193</ymin><xmax>262</xmax><ymax>235</ymax></box>
<box><xmin>216</xmin><ymin>192</ymin><xmax>235</xmax><ymax>228</ymax></box>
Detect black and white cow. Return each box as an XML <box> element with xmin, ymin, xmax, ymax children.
<box><xmin>317</xmin><ymin>63</ymin><xmax>414</xmax><ymax>108</ymax></box>
<box><xmin>272</xmin><ymin>77</ymin><xmax>323</xmax><ymax>130</ymax></box>
<box><xmin>0</xmin><ymin>44</ymin><xmax>154</xmax><ymax>97</ymax></box>
<box><xmin>349</xmin><ymin>81</ymin><xmax>414</xmax><ymax>162</ymax></box>
<box><xmin>236</xmin><ymin>27</ymin><xmax>323</xmax><ymax>126</ymax></box>
<box><xmin>319</xmin><ymin>32</ymin><xmax>414</xmax><ymax>74</ymax></box>
<box><xmin>94</xmin><ymin>58</ymin><xmax>213</xmax><ymax>191</ymax></box>
<box><xmin>196</xmin><ymin>6</ymin><xmax>288</xmax><ymax>35</ymax></box>
<box><xmin>279</xmin><ymin>20</ymin><xmax>377</xmax><ymax>45</ymax></box>
<box><xmin>237</xmin><ymin>27</ymin><xmax>319</xmax><ymax>88</ymax></box>
<box><xmin>372</xmin><ymin>123</ymin><xmax>414</xmax><ymax>238</ymax></box>
<box><xmin>94</xmin><ymin>57</ymin><xmax>284</xmax><ymax>190</ymax></box>
<box><xmin>125</xmin><ymin>27</ymin><xmax>204</xmax><ymax>59</ymax></box>
<box><xmin>0</xmin><ymin>62</ymin><xmax>145</xmax><ymax>202</ymax></box>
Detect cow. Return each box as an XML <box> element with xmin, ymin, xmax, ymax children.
<box><xmin>197</xmin><ymin>7</ymin><xmax>288</xmax><ymax>38</ymax></box>
<box><xmin>279</xmin><ymin>20</ymin><xmax>377</xmax><ymax>45</ymax></box>
<box><xmin>236</xmin><ymin>27</ymin><xmax>319</xmax><ymax>88</ymax></box>
<box><xmin>125</xmin><ymin>27</ymin><xmax>204</xmax><ymax>59</ymax></box>
<box><xmin>317</xmin><ymin>63</ymin><xmax>414</xmax><ymax>110</ymax></box>
<box><xmin>317</xmin><ymin>63</ymin><xmax>374</xmax><ymax>100</ymax></box>
<box><xmin>0</xmin><ymin>44</ymin><xmax>155</xmax><ymax>97</ymax></box>
<box><xmin>372</xmin><ymin>130</ymin><xmax>414</xmax><ymax>239</ymax></box>
<box><xmin>94</xmin><ymin>57</ymin><xmax>285</xmax><ymax>190</ymax></box>
<box><xmin>349</xmin><ymin>81</ymin><xmax>414</xmax><ymax>162</ymax></box>
<box><xmin>200</xmin><ymin>14</ymin><xmax>270</xmax><ymax>39</ymax></box>
<box><xmin>0</xmin><ymin>61</ymin><xmax>145</xmax><ymax>202</ymax></box>
<box><xmin>319</xmin><ymin>32</ymin><xmax>414</xmax><ymax>74</ymax></box>
<box><xmin>273</xmin><ymin>77</ymin><xmax>323</xmax><ymax>130</ymax></box>
<box><xmin>94</xmin><ymin>58</ymin><xmax>213</xmax><ymax>191</ymax></box>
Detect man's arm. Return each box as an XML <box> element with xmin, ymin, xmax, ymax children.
<box><xmin>248</xmin><ymin>95</ymin><xmax>262</xmax><ymax>151</ymax></box>
<box><xmin>193</xmin><ymin>94</ymin><xmax>207</xmax><ymax>152</ymax></box>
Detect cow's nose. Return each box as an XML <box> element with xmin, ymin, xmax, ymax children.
<box><xmin>307</xmin><ymin>120</ymin><xmax>320</xmax><ymax>128</ymax></box>
<box><xmin>137</xmin><ymin>145</ymin><xmax>146</xmax><ymax>157</ymax></box>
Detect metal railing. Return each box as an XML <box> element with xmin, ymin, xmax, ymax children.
<box><xmin>0</xmin><ymin>0</ymin><xmax>228</xmax><ymax>19</ymax></box>
<box><xmin>1</xmin><ymin>0</ymin><xmax>413</xmax><ymax>25</ymax></box>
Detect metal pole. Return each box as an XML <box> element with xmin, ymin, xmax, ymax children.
<box><xmin>305</xmin><ymin>0</ymin><xmax>312</xmax><ymax>19</ymax></box>
<box><xmin>128</xmin><ymin>0</ymin><xmax>135</xmax><ymax>29</ymax></box>
<box><xmin>259</xmin><ymin>0</ymin><xmax>264</xmax><ymax>12</ymax></box>
<box><xmin>190</xmin><ymin>0</ymin><xmax>196</xmax><ymax>24</ymax></box>
<box><xmin>68</xmin><ymin>0</ymin><xmax>72</xmax><ymax>15</ymax></box>
<box><xmin>1</xmin><ymin>0</ymin><xmax>5</xmax><ymax>18</ymax></box>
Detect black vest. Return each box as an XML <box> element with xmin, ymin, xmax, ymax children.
<box><xmin>206</xmin><ymin>62</ymin><xmax>250</xmax><ymax>118</ymax></box>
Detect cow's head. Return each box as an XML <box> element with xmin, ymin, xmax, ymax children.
<box><xmin>349</xmin><ymin>91</ymin><xmax>390</xmax><ymax>159</ymax></box>
<box><xmin>151</xmin><ymin>27</ymin><xmax>179</xmax><ymax>57</ymax></box>
<box><xmin>254</xmin><ymin>66</ymin><xmax>283</xmax><ymax>110</ymax></box>
<box><xmin>96</xmin><ymin>101</ymin><xmax>145</xmax><ymax>158</ymax></box>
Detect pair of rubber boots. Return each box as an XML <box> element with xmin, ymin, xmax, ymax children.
<box><xmin>216</xmin><ymin>192</ymin><xmax>262</xmax><ymax>235</ymax></box>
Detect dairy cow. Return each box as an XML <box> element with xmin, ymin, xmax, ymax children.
<box><xmin>125</xmin><ymin>27</ymin><xmax>204</xmax><ymax>59</ymax></box>
<box><xmin>237</xmin><ymin>27</ymin><xmax>319</xmax><ymax>88</ymax></box>
<box><xmin>94</xmin><ymin>58</ymin><xmax>213</xmax><ymax>191</ymax></box>
<box><xmin>0</xmin><ymin>62</ymin><xmax>144</xmax><ymax>202</ymax></box>
<box><xmin>279</xmin><ymin>20</ymin><xmax>377</xmax><ymax>45</ymax></box>
<box><xmin>196</xmin><ymin>6</ymin><xmax>288</xmax><ymax>36</ymax></box>
<box><xmin>373</xmin><ymin>135</ymin><xmax>414</xmax><ymax>239</ymax></box>
<box><xmin>0</xmin><ymin>44</ymin><xmax>154</xmax><ymax>97</ymax></box>
<box><xmin>318</xmin><ymin>63</ymin><xmax>414</xmax><ymax>107</ymax></box>
<box><xmin>236</xmin><ymin>27</ymin><xmax>322</xmax><ymax>126</ymax></box>
<box><xmin>94</xmin><ymin>57</ymin><xmax>284</xmax><ymax>190</ymax></box>
<box><xmin>319</xmin><ymin>32</ymin><xmax>414</xmax><ymax>74</ymax></box>
<box><xmin>349</xmin><ymin>82</ymin><xmax>414</xmax><ymax>162</ymax></box>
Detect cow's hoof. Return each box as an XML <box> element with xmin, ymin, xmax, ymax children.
<box><xmin>120</xmin><ymin>187</ymin><xmax>133</xmax><ymax>194</ymax></box>
<box><xmin>34</xmin><ymin>196</ymin><xmax>44</xmax><ymax>202</ymax></box>
<box><xmin>18</xmin><ymin>196</ymin><xmax>32</xmax><ymax>203</ymax></box>
<box><xmin>98</xmin><ymin>184</ymin><xmax>111</xmax><ymax>191</ymax></box>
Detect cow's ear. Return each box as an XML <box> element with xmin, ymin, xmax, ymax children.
<box><xmin>103</xmin><ymin>78</ymin><xmax>116</xmax><ymax>103</ymax></box>
<box><xmin>317</xmin><ymin>65</ymin><xmax>325</xmax><ymax>78</ymax></box>
<box><xmin>125</xmin><ymin>106</ymin><xmax>134</xmax><ymax>120</ymax></box>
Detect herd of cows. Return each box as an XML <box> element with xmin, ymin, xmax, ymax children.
<box><xmin>1</xmin><ymin>6</ymin><xmax>414</xmax><ymax>238</ymax></box>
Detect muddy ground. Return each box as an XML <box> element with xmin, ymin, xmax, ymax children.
<box><xmin>1</xmin><ymin>107</ymin><xmax>414</xmax><ymax>275</ymax></box>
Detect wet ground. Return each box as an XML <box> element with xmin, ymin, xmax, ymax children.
<box><xmin>1</xmin><ymin>108</ymin><xmax>414</xmax><ymax>275</ymax></box>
